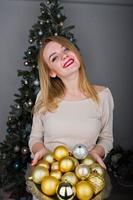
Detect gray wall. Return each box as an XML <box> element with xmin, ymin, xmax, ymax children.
<box><xmin>0</xmin><ymin>0</ymin><xmax>133</xmax><ymax>149</ymax></box>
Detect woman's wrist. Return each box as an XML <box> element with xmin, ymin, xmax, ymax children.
<box><xmin>32</xmin><ymin>142</ymin><xmax>49</xmax><ymax>156</ymax></box>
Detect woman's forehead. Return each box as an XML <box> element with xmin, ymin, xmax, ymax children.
<box><xmin>43</xmin><ymin>41</ymin><xmax>64</xmax><ymax>58</ymax></box>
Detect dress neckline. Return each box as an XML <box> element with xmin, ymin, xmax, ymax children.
<box><xmin>61</xmin><ymin>87</ymin><xmax>108</xmax><ymax>103</ymax></box>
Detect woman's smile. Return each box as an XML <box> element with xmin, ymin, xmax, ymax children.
<box><xmin>63</xmin><ymin>58</ymin><xmax>74</xmax><ymax>68</ymax></box>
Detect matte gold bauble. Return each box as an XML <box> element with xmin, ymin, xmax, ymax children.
<box><xmin>72</xmin><ymin>144</ymin><xmax>88</xmax><ymax>160</ymax></box>
<box><xmin>88</xmin><ymin>172</ymin><xmax>105</xmax><ymax>194</ymax></box>
<box><xmin>57</xmin><ymin>181</ymin><xmax>76</xmax><ymax>200</ymax></box>
<box><xmin>43</xmin><ymin>152</ymin><xmax>54</xmax><ymax>164</ymax></box>
<box><xmin>37</xmin><ymin>159</ymin><xmax>50</xmax><ymax>170</ymax></box>
<box><xmin>59</xmin><ymin>156</ymin><xmax>74</xmax><ymax>173</ymax></box>
<box><xmin>61</xmin><ymin>172</ymin><xmax>78</xmax><ymax>185</ymax></box>
<box><xmin>90</xmin><ymin>163</ymin><xmax>105</xmax><ymax>176</ymax></box>
<box><xmin>76</xmin><ymin>181</ymin><xmax>93</xmax><ymax>200</ymax></box>
<box><xmin>29</xmin><ymin>166</ymin><xmax>49</xmax><ymax>184</ymax></box>
<box><xmin>51</xmin><ymin>161</ymin><xmax>60</xmax><ymax>171</ymax></box>
<box><xmin>81</xmin><ymin>155</ymin><xmax>95</xmax><ymax>166</ymax></box>
<box><xmin>75</xmin><ymin>164</ymin><xmax>91</xmax><ymax>180</ymax></box>
<box><xmin>54</xmin><ymin>145</ymin><xmax>69</xmax><ymax>161</ymax></box>
<box><xmin>50</xmin><ymin>170</ymin><xmax>62</xmax><ymax>180</ymax></box>
<box><xmin>41</xmin><ymin>176</ymin><xmax>59</xmax><ymax>196</ymax></box>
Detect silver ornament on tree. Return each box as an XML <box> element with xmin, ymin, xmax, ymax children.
<box><xmin>38</xmin><ymin>30</ymin><xmax>43</xmax><ymax>36</ymax></box>
<box><xmin>14</xmin><ymin>145</ymin><xmax>20</xmax><ymax>153</ymax></box>
<box><xmin>33</xmin><ymin>80</ymin><xmax>39</xmax><ymax>86</ymax></box>
<box><xmin>72</xmin><ymin>144</ymin><xmax>88</xmax><ymax>160</ymax></box>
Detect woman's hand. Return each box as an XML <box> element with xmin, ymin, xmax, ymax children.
<box><xmin>31</xmin><ymin>143</ymin><xmax>49</xmax><ymax>166</ymax></box>
<box><xmin>89</xmin><ymin>150</ymin><xmax>106</xmax><ymax>169</ymax></box>
<box><xmin>89</xmin><ymin>145</ymin><xmax>106</xmax><ymax>169</ymax></box>
<box><xmin>31</xmin><ymin>148</ymin><xmax>46</xmax><ymax>166</ymax></box>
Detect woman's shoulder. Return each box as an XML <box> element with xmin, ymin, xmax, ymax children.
<box><xmin>93</xmin><ymin>85</ymin><xmax>107</xmax><ymax>93</ymax></box>
<box><xmin>93</xmin><ymin>85</ymin><xmax>114</xmax><ymax>108</ymax></box>
<box><xmin>93</xmin><ymin>84</ymin><xmax>113</xmax><ymax>99</ymax></box>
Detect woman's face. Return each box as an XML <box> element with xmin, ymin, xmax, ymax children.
<box><xmin>43</xmin><ymin>41</ymin><xmax>80</xmax><ymax>79</ymax></box>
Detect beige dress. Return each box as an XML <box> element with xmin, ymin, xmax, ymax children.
<box><xmin>29</xmin><ymin>87</ymin><xmax>114</xmax><ymax>200</ymax></box>
<box><xmin>29</xmin><ymin>87</ymin><xmax>114</xmax><ymax>156</ymax></box>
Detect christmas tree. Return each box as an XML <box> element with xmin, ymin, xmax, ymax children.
<box><xmin>0</xmin><ymin>0</ymin><xmax>77</xmax><ymax>199</ymax></box>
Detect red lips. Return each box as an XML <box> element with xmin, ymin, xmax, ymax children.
<box><xmin>63</xmin><ymin>58</ymin><xmax>74</xmax><ymax>68</ymax></box>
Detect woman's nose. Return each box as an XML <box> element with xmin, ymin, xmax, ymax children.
<box><xmin>62</xmin><ymin>52</ymin><xmax>68</xmax><ymax>59</ymax></box>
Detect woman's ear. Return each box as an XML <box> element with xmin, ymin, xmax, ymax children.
<box><xmin>49</xmin><ymin>70</ymin><xmax>57</xmax><ymax>78</ymax></box>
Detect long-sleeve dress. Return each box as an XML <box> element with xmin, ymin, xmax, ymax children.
<box><xmin>29</xmin><ymin>87</ymin><xmax>114</xmax><ymax>157</ymax></box>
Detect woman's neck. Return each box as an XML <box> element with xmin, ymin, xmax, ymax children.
<box><xmin>61</xmin><ymin>72</ymin><xmax>87</xmax><ymax>100</ymax></box>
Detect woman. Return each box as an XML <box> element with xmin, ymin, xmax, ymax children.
<box><xmin>29</xmin><ymin>35</ymin><xmax>114</xmax><ymax>171</ymax></box>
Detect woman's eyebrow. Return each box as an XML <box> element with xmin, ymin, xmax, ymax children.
<box><xmin>49</xmin><ymin>45</ymin><xmax>65</xmax><ymax>60</ymax></box>
<box><xmin>49</xmin><ymin>52</ymin><xmax>56</xmax><ymax>60</ymax></box>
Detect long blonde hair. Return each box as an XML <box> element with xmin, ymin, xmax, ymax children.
<box><xmin>34</xmin><ymin>36</ymin><xmax>99</xmax><ymax>113</ymax></box>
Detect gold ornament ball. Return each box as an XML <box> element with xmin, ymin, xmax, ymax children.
<box><xmin>76</xmin><ymin>181</ymin><xmax>93</xmax><ymax>200</ymax></box>
<box><xmin>54</xmin><ymin>145</ymin><xmax>69</xmax><ymax>161</ymax></box>
<box><xmin>30</xmin><ymin>166</ymin><xmax>49</xmax><ymax>184</ymax></box>
<box><xmin>62</xmin><ymin>172</ymin><xmax>78</xmax><ymax>186</ymax></box>
<box><xmin>81</xmin><ymin>155</ymin><xmax>95</xmax><ymax>166</ymax></box>
<box><xmin>57</xmin><ymin>181</ymin><xmax>76</xmax><ymax>200</ymax></box>
<box><xmin>90</xmin><ymin>163</ymin><xmax>105</xmax><ymax>176</ymax></box>
<box><xmin>88</xmin><ymin>172</ymin><xmax>105</xmax><ymax>194</ymax></box>
<box><xmin>59</xmin><ymin>156</ymin><xmax>74</xmax><ymax>173</ymax></box>
<box><xmin>51</xmin><ymin>161</ymin><xmax>60</xmax><ymax>171</ymax></box>
<box><xmin>41</xmin><ymin>176</ymin><xmax>59</xmax><ymax>196</ymax></box>
<box><xmin>37</xmin><ymin>159</ymin><xmax>50</xmax><ymax>170</ymax></box>
<box><xmin>70</xmin><ymin>156</ymin><xmax>79</xmax><ymax>169</ymax></box>
<box><xmin>50</xmin><ymin>170</ymin><xmax>62</xmax><ymax>180</ymax></box>
<box><xmin>75</xmin><ymin>164</ymin><xmax>91</xmax><ymax>180</ymax></box>
<box><xmin>43</xmin><ymin>152</ymin><xmax>54</xmax><ymax>164</ymax></box>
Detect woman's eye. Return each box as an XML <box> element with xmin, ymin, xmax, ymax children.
<box><xmin>51</xmin><ymin>56</ymin><xmax>57</xmax><ymax>62</ymax></box>
<box><xmin>64</xmin><ymin>47</ymin><xmax>69</xmax><ymax>52</ymax></box>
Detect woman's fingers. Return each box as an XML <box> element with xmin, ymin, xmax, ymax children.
<box><xmin>89</xmin><ymin>151</ymin><xmax>106</xmax><ymax>170</ymax></box>
<box><xmin>31</xmin><ymin>152</ymin><xmax>42</xmax><ymax>166</ymax></box>
<box><xmin>95</xmin><ymin>155</ymin><xmax>106</xmax><ymax>169</ymax></box>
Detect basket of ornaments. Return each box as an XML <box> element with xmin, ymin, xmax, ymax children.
<box><xmin>26</xmin><ymin>144</ymin><xmax>106</xmax><ymax>200</ymax></box>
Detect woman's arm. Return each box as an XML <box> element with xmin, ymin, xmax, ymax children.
<box><xmin>89</xmin><ymin>87</ymin><xmax>114</xmax><ymax>169</ymax></box>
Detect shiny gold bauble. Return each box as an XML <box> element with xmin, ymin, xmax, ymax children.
<box><xmin>50</xmin><ymin>170</ymin><xmax>62</xmax><ymax>180</ymax></box>
<box><xmin>61</xmin><ymin>172</ymin><xmax>78</xmax><ymax>185</ymax></box>
<box><xmin>51</xmin><ymin>161</ymin><xmax>60</xmax><ymax>171</ymax></box>
<box><xmin>37</xmin><ymin>159</ymin><xmax>50</xmax><ymax>170</ymax></box>
<box><xmin>75</xmin><ymin>164</ymin><xmax>91</xmax><ymax>180</ymax></box>
<box><xmin>59</xmin><ymin>156</ymin><xmax>74</xmax><ymax>173</ymax></box>
<box><xmin>70</xmin><ymin>156</ymin><xmax>79</xmax><ymax>169</ymax></box>
<box><xmin>81</xmin><ymin>155</ymin><xmax>95</xmax><ymax>166</ymax></box>
<box><xmin>90</xmin><ymin>163</ymin><xmax>105</xmax><ymax>176</ymax></box>
<box><xmin>29</xmin><ymin>166</ymin><xmax>49</xmax><ymax>184</ymax></box>
<box><xmin>57</xmin><ymin>181</ymin><xmax>76</xmax><ymax>200</ymax></box>
<box><xmin>54</xmin><ymin>145</ymin><xmax>69</xmax><ymax>161</ymax></box>
<box><xmin>76</xmin><ymin>181</ymin><xmax>94</xmax><ymax>200</ymax></box>
<box><xmin>43</xmin><ymin>152</ymin><xmax>54</xmax><ymax>164</ymax></box>
<box><xmin>41</xmin><ymin>176</ymin><xmax>59</xmax><ymax>196</ymax></box>
<box><xmin>88</xmin><ymin>172</ymin><xmax>105</xmax><ymax>194</ymax></box>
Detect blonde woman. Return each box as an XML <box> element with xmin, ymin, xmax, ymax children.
<box><xmin>29</xmin><ymin>36</ymin><xmax>114</xmax><ymax>171</ymax></box>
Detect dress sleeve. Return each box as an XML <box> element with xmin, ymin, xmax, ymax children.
<box><xmin>97</xmin><ymin>88</ymin><xmax>114</xmax><ymax>157</ymax></box>
<box><xmin>28</xmin><ymin>92</ymin><xmax>44</xmax><ymax>155</ymax></box>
